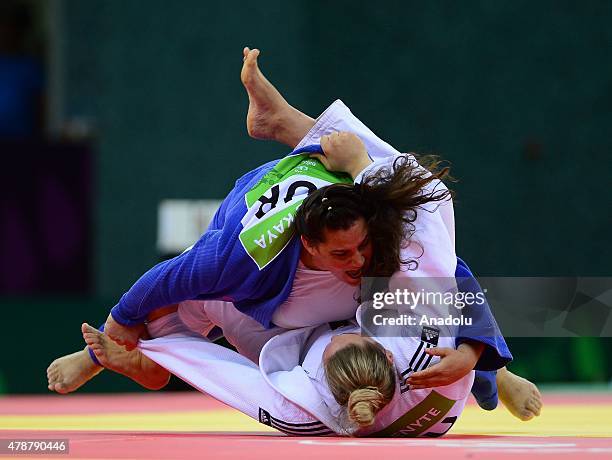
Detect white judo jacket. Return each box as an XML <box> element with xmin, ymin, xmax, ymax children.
<box><xmin>139</xmin><ymin>318</ymin><xmax>474</xmax><ymax>437</ymax></box>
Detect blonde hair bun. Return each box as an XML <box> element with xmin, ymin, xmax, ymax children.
<box><xmin>347</xmin><ymin>387</ymin><xmax>385</xmax><ymax>427</ymax></box>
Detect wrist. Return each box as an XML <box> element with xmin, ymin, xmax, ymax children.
<box><xmin>457</xmin><ymin>341</ymin><xmax>485</xmax><ymax>367</ymax></box>
<box><xmin>349</xmin><ymin>157</ymin><xmax>373</xmax><ymax>180</ymax></box>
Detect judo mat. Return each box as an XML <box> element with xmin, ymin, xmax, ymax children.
<box><xmin>1</xmin><ymin>391</ymin><xmax>611</xmax><ymax>459</ymax></box>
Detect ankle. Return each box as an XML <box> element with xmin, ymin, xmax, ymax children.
<box><xmin>275</xmin><ymin>108</ymin><xmax>315</xmax><ymax>148</ymax></box>
<box><xmin>80</xmin><ymin>348</ymin><xmax>102</xmax><ymax>369</ymax></box>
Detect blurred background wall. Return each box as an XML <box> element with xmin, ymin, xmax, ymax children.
<box><xmin>1</xmin><ymin>0</ymin><xmax>610</xmax><ymax>393</ymax></box>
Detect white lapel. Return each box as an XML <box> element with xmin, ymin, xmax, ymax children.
<box><xmin>259</xmin><ymin>326</ymin><xmax>344</xmax><ymax>433</ymax></box>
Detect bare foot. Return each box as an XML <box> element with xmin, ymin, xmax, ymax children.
<box><xmin>497</xmin><ymin>367</ymin><xmax>543</xmax><ymax>421</ymax></box>
<box><xmin>47</xmin><ymin>347</ymin><xmax>103</xmax><ymax>394</ymax></box>
<box><xmin>81</xmin><ymin>323</ymin><xmax>170</xmax><ymax>390</ymax></box>
<box><xmin>241</xmin><ymin>47</ymin><xmax>314</xmax><ymax>147</ymax></box>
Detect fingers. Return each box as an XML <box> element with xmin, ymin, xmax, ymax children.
<box><xmin>407</xmin><ymin>372</ymin><xmax>454</xmax><ymax>389</ymax></box>
<box><xmin>406</xmin><ymin>349</ymin><xmax>453</xmax><ymax>387</ymax></box>
<box><xmin>407</xmin><ymin>348</ymin><xmax>452</xmax><ymax>383</ymax></box>
<box><xmin>107</xmin><ymin>335</ymin><xmax>127</xmax><ymax>348</ymax></box>
<box><xmin>320</xmin><ymin>131</ymin><xmax>359</xmax><ymax>150</ymax></box>
<box><xmin>409</xmin><ymin>383</ymin><xmax>440</xmax><ymax>390</ymax></box>
<box><xmin>320</xmin><ymin>132</ymin><xmax>347</xmax><ymax>157</ymax></box>
<box><xmin>309</xmin><ymin>153</ymin><xmax>330</xmax><ymax>169</ymax></box>
<box><xmin>320</xmin><ymin>131</ymin><xmax>346</xmax><ymax>144</ymax></box>
<box><xmin>424</xmin><ymin>347</ymin><xmax>453</xmax><ymax>357</ymax></box>
<box><xmin>320</xmin><ymin>134</ymin><xmax>331</xmax><ymax>153</ymax></box>
<box><xmin>408</xmin><ymin>364</ymin><xmax>440</xmax><ymax>381</ymax></box>
<box><xmin>107</xmin><ymin>334</ymin><xmax>137</xmax><ymax>351</ymax></box>
<box><xmin>406</xmin><ymin>365</ymin><xmax>443</xmax><ymax>388</ymax></box>
<box><xmin>407</xmin><ymin>377</ymin><xmax>454</xmax><ymax>389</ymax></box>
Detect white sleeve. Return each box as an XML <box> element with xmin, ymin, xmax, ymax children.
<box><xmin>138</xmin><ymin>334</ymin><xmax>330</xmax><ymax>434</ymax></box>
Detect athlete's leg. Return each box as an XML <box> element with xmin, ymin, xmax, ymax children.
<box><xmin>241</xmin><ymin>48</ymin><xmax>401</xmax><ymax>162</ymax></box>
<box><xmin>241</xmin><ymin>47</ymin><xmax>315</xmax><ymax>148</ymax></box>
<box><xmin>64</xmin><ymin>302</ymin><xmax>276</xmax><ymax>392</ymax></box>
<box><xmin>47</xmin><ymin>305</ymin><xmax>184</xmax><ymax>393</ymax></box>
<box><xmin>78</xmin><ymin>306</ymin><xmax>210</xmax><ymax>390</ymax></box>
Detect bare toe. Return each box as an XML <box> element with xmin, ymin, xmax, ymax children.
<box><xmin>53</xmin><ymin>382</ymin><xmax>68</xmax><ymax>394</ymax></box>
<box><xmin>534</xmin><ymin>398</ymin><xmax>543</xmax><ymax>411</ymax></box>
<box><xmin>527</xmin><ymin>398</ymin><xmax>541</xmax><ymax>416</ymax></box>
<box><xmin>83</xmin><ymin>336</ymin><xmax>96</xmax><ymax>345</ymax></box>
<box><xmin>82</xmin><ymin>323</ymin><xmax>99</xmax><ymax>335</ymax></box>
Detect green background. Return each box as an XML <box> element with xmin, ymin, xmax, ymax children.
<box><xmin>2</xmin><ymin>0</ymin><xmax>611</xmax><ymax>393</ymax></box>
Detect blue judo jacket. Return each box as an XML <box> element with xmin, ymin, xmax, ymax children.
<box><xmin>110</xmin><ymin>145</ymin><xmax>512</xmax><ymax>370</ymax></box>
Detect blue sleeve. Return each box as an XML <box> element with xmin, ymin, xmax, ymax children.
<box><xmin>109</xmin><ymin>164</ymin><xmax>271</xmax><ymax>326</ymax></box>
<box><xmin>455</xmin><ymin>257</ymin><xmax>513</xmax><ymax>371</ymax></box>
<box><xmin>110</xmin><ymin>226</ymin><xmax>234</xmax><ymax>326</ymax></box>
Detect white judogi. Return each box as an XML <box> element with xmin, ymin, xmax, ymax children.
<box><xmin>139</xmin><ymin>303</ymin><xmax>474</xmax><ymax>437</ymax></box>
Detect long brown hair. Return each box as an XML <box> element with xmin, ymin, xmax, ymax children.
<box><xmin>295</xmin><ymin>154</ymin><xmax>452</xmax><ymax>276</ymax></box>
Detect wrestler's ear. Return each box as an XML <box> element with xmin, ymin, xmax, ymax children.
<box><xmin>300</xmin><ymin>235</ymin><xmax>318</xmax><ymax>256</ymax></box>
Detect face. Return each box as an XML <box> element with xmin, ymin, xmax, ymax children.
<box><xmin>322</xmin><ymin>333</ymin><xmax>393</xmax><ymax>364</ymax></box>
<box><xmin>302</xmin><ymin>217</ymin><xmax>372</xmax><ymax>286</ymax></box>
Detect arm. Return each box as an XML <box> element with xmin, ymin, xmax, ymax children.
<box><xmin>103</xmin><ymin>163</ymin><xmax>272</xmax><ymax>348</ymax></box>
<box><xmin>103</xmin><ymin>229</ymin><xmax>230</xmax><ymax>349</ymax></box>
<box><xmin>109</xmin><ymin>228</ymin><xmax>233</xmax><ymax>327</ymax></box>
